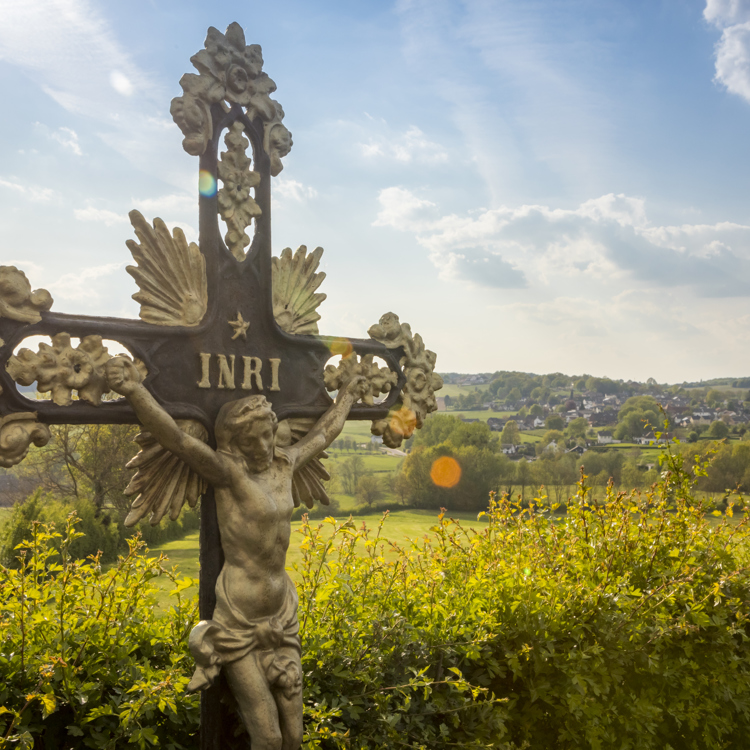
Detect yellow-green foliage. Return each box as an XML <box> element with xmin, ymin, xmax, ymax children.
<box><xmin>3</xmin><ymin>446</ymin><xmax>750</xmax><ymax>749</ymax></box>
<box><xmin>0</xmin><ymin>518</ymin><xmax>198</xmax><ymax>749</ymax></box>
<box><xmin>298</xmin><ymin>452</ymin><xmax>750</xmax><ymax>748</ymax></box>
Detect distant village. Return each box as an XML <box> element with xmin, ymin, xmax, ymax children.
<box><xmin>434</xmin><ymin>371</ymin><xmax>750</xmax><ymax>457</ymax></box>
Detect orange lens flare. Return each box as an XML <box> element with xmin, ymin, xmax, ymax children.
<box><xmin>430</xmin><ymin>456</ymin><xmax>461</xmax><ymax>488</ymax></box>
<box><xmin>329</xmin><ymin>338</ymin><xmax>353</xmax><ymax>358</ymax></box>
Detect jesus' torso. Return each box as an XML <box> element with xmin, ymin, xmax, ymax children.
<box><xmin>214</xmin><ymin>450</ymin><xmax>296</xmax><ymax>620</ymax></box>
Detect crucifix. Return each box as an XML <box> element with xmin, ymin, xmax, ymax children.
<box><xmin>0</xmin><ymin>23</ymin><xmax>442</xmax><ymax>750</ymax></box>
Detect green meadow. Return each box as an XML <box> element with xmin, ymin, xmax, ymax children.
<box><xmin>148</xmin><ymin>509</ymin><xmax>487</xmax><ymax>606</ymax></box>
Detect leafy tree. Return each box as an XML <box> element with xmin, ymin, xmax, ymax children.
<box><xmin>340</xmin><ymin>455</ymin><xmax>365</xmax><ymax>495</ymax></box>
<box><xmin>614</xmin><ymin>396</ymin><xmax>662</xmax><ymax>440</ymax></box>
<box><xmin>707</xmin><ymin>389</ymin><xmax>724</xmax><ymax>408</ymax></box>
<box><xmin>545</xmin><ymin>414</ymin><xmax>564</xmax><ymax>431</ymax></box>
<box><xmin>17</xmin><ymin>424</ymin><xmax>139</xmax><ymax>515</ymax></box>
<box><xmin>515</xmin><ymin>458</ymin><xmax>533</xmax><ymax>503</ymax></box>
<box><xmin>355</xmin><ymin>474</ymin><xmax>382</xmax><ymax>507</ymax></box>
<box><xmin>505</xmin><ymin>387</ymin><xmax>522</xmax><ymax>405</ymax></box>
<box><xmin>529</xmin><ymin>403</ymin><xmax>544</xmax><ymax>418</ymax></box>
<box><xmin>500</xmin><ymin>420</ymin><xmax>521</xmax><ymax>446</ymax></box>
<box><xmin>708</xmin><ymin>420</ymin><xmax>730</xmax><ymax>439</ymax></box>
<box><xmin>537</xmin><ymin>430</ymin><xmax>565</xmax><ymax>454</ymax></box>
<box><xmin>566</xmin><ymin>417</ymin><xmax>588</xmax><ymax>440</ymax></box>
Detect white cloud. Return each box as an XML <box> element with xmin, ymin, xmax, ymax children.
<box><xmin>360</xmin><ymin>125</ymin><xmax>448</xmax><ymax>164</ymax></box>
<box><xmin>0</xmin><ymin>177</ymin><xmax>56</xmax><ymax>202</ymax></box>
<box><xmin>373</xmin><ymin>186</ymin><xmax>439</xmax><ymax>231</ymax></box>
<box><xmin>374</xmin><ymin>187</ymin><xmax>750</xmax><ymax>294</ymax></box>
<box><xmin>273</xmin><ymin>179</ymin><xmax>318</xmax><ymax>202</ymax></box>
<box><xmin>34</xmin><ymin>123</ymin><xmax>82</xmax><ymax>156</ymax></box>
<box><xmin>705</xmin><ymin>0</ymin><xmax>750</xmax><ymax>102</ymax></box>
<box><xmin>74</xmin><ymin>206</ymin><xmax>129</xmax><ymax>226</ymax></box>
<box><xmin>705</xmin><ymin>0</ymin><xmax>750</xmax><ymax>26</ymax></box>
<box><xmin>46</xmin><ymin>262</ymin><xmax>122</xmax><ymax>302</ymax></box>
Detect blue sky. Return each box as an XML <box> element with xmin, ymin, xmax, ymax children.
<box><xmin>0</xmin><ymin>0</ymin><xmax>749</xmax><ymax>383</ymax></box>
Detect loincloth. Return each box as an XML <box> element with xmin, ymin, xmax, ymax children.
<box><xmin>187</xmin><ymin>573</ymin><xmax>301</xmax><ymax>699</ymax></box>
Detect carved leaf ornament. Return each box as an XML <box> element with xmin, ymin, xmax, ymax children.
<box><xmin>218</xmin><ymin>123</ymin><xmax>262</xmax><ymax>260</ymax></box>
<box><xmin>368</xmin><ymin>312</ymin><xmax>444</xmax><ymax>448</ymax></box>
<box><xmin>124</xmin><ymin>420</ymin><xmax>209</xmax><ymax>526</ymax></box>
<box><xmin>0</xmin><ymin>412</ymin><xmax>50</xmax><ymax>468</ymax></box>
<box><xmin>0</xmin><ymin>267</ymin><xmax>52</xmax><ymax>323</ymax></box>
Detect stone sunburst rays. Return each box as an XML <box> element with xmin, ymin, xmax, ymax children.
<box><xmin>124</xmin><ymin>420</ymin><xmax>209</xmax><ymax>526</ymax></box>
<box><xmin>272</xmin><ymin>245</ymin><xmax>326</xmax><ymax>335</ymax></box>
<box><xmin>126</xmin><ymin>210</ymin><xmax>208</xmax><ymax>327</ymax></box>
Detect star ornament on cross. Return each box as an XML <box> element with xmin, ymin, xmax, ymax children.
<box><xmin>0</xmin><ymin>21</ymin><xmax>443</xmax><ymax>750</ymax></box>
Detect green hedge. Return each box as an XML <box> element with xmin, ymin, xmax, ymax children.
<box><xmin>2</xmin><ymin>445</ymin><xmax>750</xmax><ymax>748</ymax></box>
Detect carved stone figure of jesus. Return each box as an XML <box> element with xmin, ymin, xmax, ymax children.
<box><xmin>105</xmin><ymin>356</ymin><xmax>367</xmax><ymax>750</ymax></box>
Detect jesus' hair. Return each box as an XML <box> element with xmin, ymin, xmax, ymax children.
<box><xmin>215</xmin><ymin>395</ymin><xmax>278</xmax><ymax>452</ymax></box>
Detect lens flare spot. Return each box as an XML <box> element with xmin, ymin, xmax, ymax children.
<box><xmin>329</xmin><ymin>338</ymin><xmax>353</xmax><ymax>357</ymax></box>
<box><xmin>199</xmin><ymin>170</ymin><xmax>217</xmax><ymax>198</ymax></box>
<box><xmin>430</xmin><ymin>456</ymin><xmax>461</xmax><ymax>489</ymax></box>
<box><xmin>390</xmin><ymin>406</ymin><xmax>417</xmax><ymax>438</ymax></box>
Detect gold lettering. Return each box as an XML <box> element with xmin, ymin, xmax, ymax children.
<box><xmin>269</xmin><ymin>358</ymin><xmax>281</xmax><ymax>392</ymax></box>
<box><xmin>197</xmin><ymin>352</ymin><xmax>211</xmax><ymax>389</ymax></box>
<box><xmin>217</xmin><ymin>354</ymin><xmax>236</xmax><ymax>389</ymax></box>
<box><xmin>242</xmin><ymin>356</ymin><xmax>263</xmax><ymax>390</ymax></box>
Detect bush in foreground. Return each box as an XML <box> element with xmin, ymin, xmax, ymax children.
<box><xmin>0</xmin><ymin>518</ymin><xmax>199</xmax><ymax>749</ymax></box>
<box><xmin>298</xmin><ymin>448</ymin><xmax>750</xmax><ymax>748</ymax></box>
<box><xmin>2</xmin><ymin>444</ymin><xmax>750</xmax><ymax>748</ymax></box>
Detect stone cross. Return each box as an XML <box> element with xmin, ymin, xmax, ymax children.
<box><xmin>0</xmin><ymin>23</ymin><xmax>442</xmax><ymax>750</ymax></box>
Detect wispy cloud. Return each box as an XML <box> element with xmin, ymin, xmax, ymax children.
<box><xmin>46</xmin><ymin>261</ymin><xmax>123</xmax><ymax>302</ymax></box>
<box><xmin>74</xmin><ymin>206</ymin><xmax>129</xmax><ymax>226</ymax></box>
<box><xmin>0</xmin><ymin>0</ymin><xmax>151</xmax><ymax>118</ymax></box>
<box><xmin>704</xmin><ymin>0</ymin><xmax>750</xmax><ymax>103</ymax></box>
<box><xmin>360</xmin><ymin>125</ymin><xmax>448</xmax><ymax>164</ymax></box>
<box><xmin>0</xmin><ymin>177</ymin><xmax>56</xmax><ymax>202</ymax></box>
<box><xmin>34</xmin><ymin>122</ymin><xmax>82</xmax><ymax>156</ymax></box>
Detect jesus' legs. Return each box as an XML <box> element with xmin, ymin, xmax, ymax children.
<box><xmin>224</xmin><ymin>653</ymin><xmax>283</xmax><ymax>750</ymax></box>
<box><xmin>224</xmin><ymin>645</ymin><xmax>303</xmax><ymax>750</ymax></box>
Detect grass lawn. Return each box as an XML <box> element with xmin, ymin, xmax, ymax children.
<box><xmin>147</xmin><ymin>508</ymin><xmax>488</xmax><ymax>607</ymax></box>
<box><xmin>445</xmin><ymin>410</ymin><xmax>513</xmax><ymax>422</ymax></box>
<box><xmin>326</xmin><ymin>451</ymin><xmax>403</xmax><ymax>474</ymax></box>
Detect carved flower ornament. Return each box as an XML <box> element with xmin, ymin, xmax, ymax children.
<box><xmin>171</xmin><ymin>22</ymin><xmax>292</xmax><ymax>174</ymax></box>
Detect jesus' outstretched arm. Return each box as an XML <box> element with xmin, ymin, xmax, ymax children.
<box><xmin>105</xmin><ymin>356</ymin><xmax>228</xmax><ymax>487</ymax></box>
<box><xmin>288</xmin><ymin>376</ymin><xmax>367</xmax><ymax>469</ymax></box>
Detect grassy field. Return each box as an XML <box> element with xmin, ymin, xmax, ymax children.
<box><xmin>0</xmin><ymin>507</ymin><xmax>11</xmax><ymax>529</ymax></box>
<box><xmin>147</xmin><ymin>509</ymin><xmax>487</xmax><ymax>606</ymax></box>
<box><xmin>438</xmin><ymin>383</ymin><xmax>490</xmax><ymax>398</ymax></box>
<box><xmin>444</xmin><ymin>409</ymin><xmax>513</xmax><ymax>422</ymax></box>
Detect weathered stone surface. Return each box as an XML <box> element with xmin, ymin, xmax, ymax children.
<box><xmin>0</xmin><ymin>266</ymin><xmax>52</xmax><ymax>323</ymax></box>
<box><xmin>0</xmin><ymin>412</ymin><xmax>50</xmax><ymax>468</ymax></box>
<box><xmin>126</xmin><ymin>210</ymin><xmax>207</xmax><ymax>326</ymax></box>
